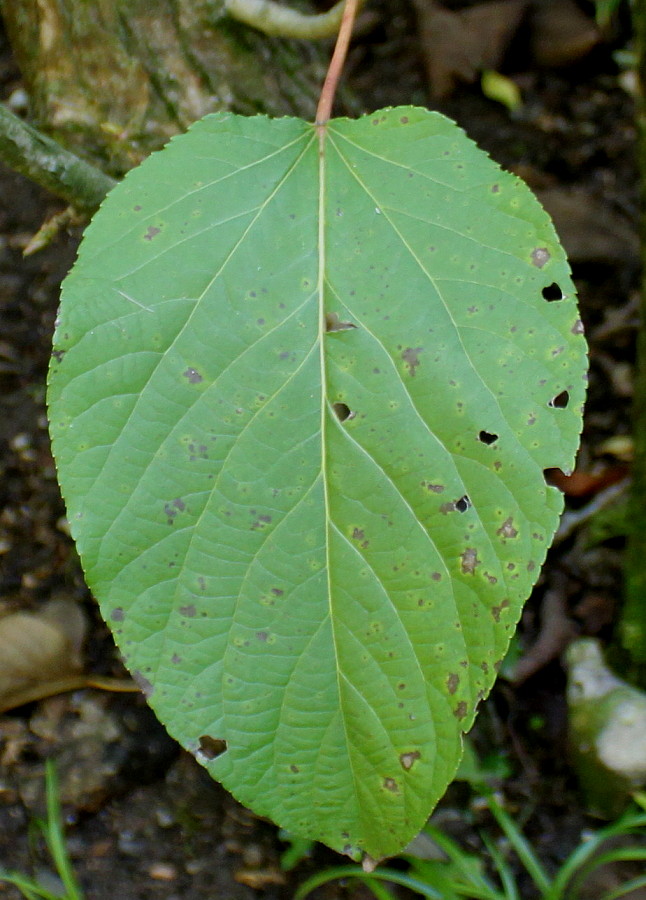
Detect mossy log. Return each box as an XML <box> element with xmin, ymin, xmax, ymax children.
<box><xmin>0</xmin><ymin>0</ymin><xmax>333</xmax><ymax>174</ymax></box>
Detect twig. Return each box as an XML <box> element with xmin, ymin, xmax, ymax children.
<box><xmin>227</xmin><ymin>0</ymin><xmax>353</xmax><ymax>38</ymax></box>
<box><xmin>316</xmin><ymin>0</ymin><xmax>361</xmax><ymax>127</ymax></box>
<box><xmin>0</xmin><ymin>103</ymin><xmax>116</xmax><ymax>212</ymax></box>
<box><xmin>554</xmin><ymin>478</ymin><xmax>629</xmax><ymax>545</ymax></box>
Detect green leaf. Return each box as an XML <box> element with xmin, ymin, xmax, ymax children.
<box><xmin>48</xmin><ymin>107</ymin><xmax>586</xmax><ymax>859</ymax></box>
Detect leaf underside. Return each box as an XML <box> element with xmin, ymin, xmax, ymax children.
<box><xmin>48</xmin><ymin>107</ymin><xmax>586</xmax><ymax>859</ymax></box>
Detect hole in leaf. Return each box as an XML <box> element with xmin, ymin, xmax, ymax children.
<box><xmin>542</xmin><ymin>282</ymin><xmax>564</xmax><ymax>301</ymax></box>
<box><xmin>326</xmin><ymin>312</ymin><xmax>357</xmax><ymax>332</ymax></box>
<box><xmin>455</xmin><ymin>495</ymin><xmax>471</xmax><ymax>513</ymax></box>
<box><xmin>197</xmin><ymin>735</ymin><xmax>228</xmax><ymax>760</ymax></box>
<box><xmin>544</xmin><ymin>468</ymin><xmax>568</xmax><ymax>491</ymax></box>
<box><xmin>548</xmin><ymin>390</ymin><xmax>570</xmax><ymax>409</ymax></box>
<box><xmin>478</xmin><ymin>430</ymin><xmax>498</xmax><ymax>445</ymax></box>
<box><xmin>333</xmin><ymin>402</ymin><xmax>354</xmax><ymax>422</ymax></box>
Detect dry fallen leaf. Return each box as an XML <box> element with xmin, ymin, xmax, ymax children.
<box><xmin>530</xmin><ymin>0</ymin><xmax>599</xmax><ymax>67</ymax></box>
<box><xmin>411</xmin><ymin>0</ymin><xmax>529</xmax><ymax>98</ymax></box>
<box><xmin>0</xmin><ymin>598</ymin><xmax>136</xmax><ymax>713</ymax></box>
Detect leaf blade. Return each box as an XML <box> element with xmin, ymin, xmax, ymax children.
<box><xmin>48</xmin><ymin>107</ymin><xmax>586</xmax><ymax>859</ymax></box>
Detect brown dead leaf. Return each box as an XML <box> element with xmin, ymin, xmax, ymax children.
<box><xmin>411</xmin><ymin>0</ymin><xmax>529</xmax><ymax>98</ymax></box>
<box><xmin>0</xmin><ymin>598</ymin><xmax>136</xmax><ymax>713</ymax></box>
<box><xmin>536</xmin><ymin>187</ymin><xmax>639</xmax><ymax>267</ymax></box>
<box><xmin>530</xmin><ymin>0</ymin><xmax>599</xmax><ymax>67</ymax></box>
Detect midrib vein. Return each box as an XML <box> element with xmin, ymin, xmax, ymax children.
<box><xmin>317</xmin><ymin>128</ymin><xmax>361</xmax><ymax>808</ymax></box>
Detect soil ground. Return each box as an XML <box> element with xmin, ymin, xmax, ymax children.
<box><xmin>0</xmin><ymin>1</ymin><xmax>644</xmax><ymax>898</ymax></box>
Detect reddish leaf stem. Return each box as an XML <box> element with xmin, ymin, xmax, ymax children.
<box><xmin>315</xmin><ymin>0</ymin><xmax>360</xmax><ymax>130</ymax></box>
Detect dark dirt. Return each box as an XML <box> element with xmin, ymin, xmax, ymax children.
<box><xmin>0</xmin><ymin>1</ymin><xmax>645</xmax><ymax>898</ymax></box>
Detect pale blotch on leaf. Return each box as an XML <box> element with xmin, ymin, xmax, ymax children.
<box><xmin>496</xmin><ymin>517</ymin><xmax>518</xmax><ymax>539</ymax></box>
<box><xmin>399</xmin><ymin>750</ymin><xmax>421</xmax><ymax>771</ymax></box>
<box><xmin>133</xmin><ymin>670</ymin><xmax>154</xmax><ymax>697</ymax></box>
<box><xmin>531</xmin><ymin>247</ymin><xmax>550</xmax><ymax>268</ymax></box>
<box><xmin>460</xmin><ymin>547</ymin><xmax>479</xmax><ymax>574</ymax></box>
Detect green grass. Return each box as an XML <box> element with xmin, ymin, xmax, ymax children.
<box><xmin>295</xmin><ymin>791</ymin><xmax>646</xmax><ymax>900</ymax></box>
<box><xmin>0</xmin><ymin>760</ymin><xmax>83</xmax><ymax>900</ymax></box>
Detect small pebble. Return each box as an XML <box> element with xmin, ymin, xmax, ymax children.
<box><xmin>148</xmin><ymin>862</ymin><xmax>178</xmax><ymax>881</ymax></box>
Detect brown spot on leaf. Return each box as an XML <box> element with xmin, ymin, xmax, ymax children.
<box><xmin>531</xmin><ymin>247</ymin><xmax>550</xmax><ymax>268</ymax></box>
<box><xmin>491</xmin><ymin>598</ymin><xmax>510</xmax><ymax>622</ymax></box>
<box><xmin>180</xmin><ymin>604</ymin><xmax>196</xmax><ymax>617</ymax></box>
<box><xmin>571</xmin><ymin>319</ymin><xmax>585</xmax><ymax>335</ymax></box>
<box><xmin>422</xmin><ymin>481</ymin><xmax>444</xmax><ymax>493</ymax></box>
<box><xmin>256</xmin><ymin>631</ymin><xmax>269</xmax><ymax>642</ymax></box>
<box><xmin>399</xmin><ymin>751</ymin><xmax>421</xmax><ymax>771</ymax></box>
<box><xmin>402</xmin><ymin>346</ymin><xmax>423</xmax><ymax>376</ymax></box>
<box><xmin>251</xmin><ymin>514</ymin><xmax>272</xmax><ymax>530</ymax></box>
<box><xmin>497</xmin><ymin>517</ymin><xmax>518</xmax><ymax>539</ymax></box>
<box><xmin>453</xmin><ymin>701</ymin><xmax>468</xmax><ymax>720</ymax></box>
<box><xmin>271</xmin><ymin>588</ymin><xmax>284</xmax><ymax>596</ymax></box>
<box><xmin>110</xmin><ymin>607</ymin><xmax>125</xmax><ymax>622</ymax></box>
<box><xmin>383</xmin><ymin>777</ymin><xmax>399</xmax><ymax>793</ymax></box>
<box><xmin>144</xmin><ymin>225</ymin><xmax>161</xmax><ymax>241</ymax></box>
<box><xmin>352</xmin><ymin>527</ymin><xmax>365</xmax><ymax>541</ymax></box>
<box><xmin>197</xmin><ymin>735</ymin><xmax>227</xmax><ymax>760</ymax></box>
<box><xmin>171</xmin><ymin>653</ymin><xmax>182</xmax><ymax>664</ymax></box>
<box><xmin>183</xmin><ymin>368</ymin><xmax>203</xmax><ymax>384</ymax></box>
<box><xmin>447</xmin><ymin>673</ymin><xmax>459</xmax><ymax>694</ymax></box>
<box><xmin>460</xmin><ymin>547</ymin><xmax>479</xmax><ymax>574</ymax></box>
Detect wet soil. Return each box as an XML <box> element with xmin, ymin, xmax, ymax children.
<box><xmin>0</xmin><ymin>2</ymin><xmax>644</xmax><ymax>898</ymax></box>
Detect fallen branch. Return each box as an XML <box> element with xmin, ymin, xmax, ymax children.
<box><xmin>0</xmin><ymin>103</ymin><xmax>116</xmax><ymax>212</ymax></box>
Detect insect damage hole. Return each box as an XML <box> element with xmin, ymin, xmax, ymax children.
<box><xmin>326</xmin><ymin>312</ymin><xmax>357</xmax><ymax>332</ymax></box>
<box><xmin>455</xmin><ymin>495</ymin><xmax>471</xmax><ymax>513</ymax></box>
<box><xmin>548</xmin><ymin>390</ymin><xmax>570</xmax><ymax>409</ymax></box>
<box><xmin>478</xmin><ymin>430</ymin><xmax>498</xmax><ymax>445</ymax></box>
<box><xmin>333</xmin><ymin>402</ymin><xmax>355</xmax><ymax>422</ymax></box>
<box><xmin>197</xmin><ymin>735</ymin><xmax>228</xmax><ymax>760</ymax></box>
<box><xmin>543</xmin><ymin>468</ymin><xmax>569</xmax><ymax>491</ymax></box>
<box><xmin>542</xmin><ymin>282</ymin><xmax>564</xmax><ymax>302</ymax></box>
